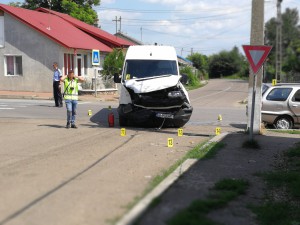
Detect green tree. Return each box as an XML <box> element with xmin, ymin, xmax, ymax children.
<box><xmin>8</xmin><ymin>1</ymin><xmax>23</xmax><ymax>7</ymax></box>
<box><xmin>283</xmin><ymin>39</ymin><xmax>300</xmax><ymax>73</ymax></box>
<box><xmin>186</xmin><ymin>52</ymin><xmax>208</xmax><ymax>79</ymax></box>
<box><xmin>208</xmin><ymin>47</ymin><xmax>247</xmax><ymax>78</ymax></box>
<box><xmin>265</xmin><ymin>8</ymin><xmax>300</xmax><ymax>78</ymax></box>
<box><xmin>61</xmin><ymin>0</ymin><xmax>100</xmax><ymax>25</ymax></box>
<box><xmin>103</xmin><ymin>49</ymin><xmax>124</xmax><ymax>76</ymax></box>
<box><xmin>186</xmin><ymin>53</ymin><xmax>208</xmax><ymax>71</ymax></box>
<box><xmin>14</xmin><ymin>0</ymin><xmax>100</xmax><ymax>25</ymax></box>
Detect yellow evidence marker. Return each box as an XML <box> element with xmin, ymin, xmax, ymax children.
<box><xmin>88</xmin><ymin>110</ymin><xmax>92</xmax><ymax>116</ymax></box>
<box><xmin>168</xmin><ymin>138</ymin><xmax>173</xmax><ymax>147</ymax></box>
<box><xmin>178</xmin><ymin>128</ymin><xmax>183</xmax><ymax>137</ymax></box>
<box><xmin>215</xmin><ymin>127</ymin><xmax>221</xmax><ymax>135</ymax></box>
<box><xmin>272</xmin><ymin>79</ymin><xmax>277</xmax><ymax>86</ymax></box>
<box><xmin>121</xmin><ymin>128</ymin><xmax>126</xmax><ymax>136</ymax></box>
<box><xmin>218</xmin><ymin>114</ymin><xmax>222</xmax><ymax>121</ymax></box>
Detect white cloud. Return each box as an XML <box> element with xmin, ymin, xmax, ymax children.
<box><xmin>141</xmin><ymin>0</ymin><xmax>185</xmax><ymax>4</ymax></box>
<box><xmin>101</xmin><ymin>0</ymin><xmax>116</xmax><ymax>4</ymax></box>
<box><xmin>98</xmin><ymin>10</ymin><xmax>141</xmax><ymax>21</ymax></box>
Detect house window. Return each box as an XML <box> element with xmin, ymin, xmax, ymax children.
<box><xmin>5</xmin><ymin>55</ymin><xmax>23</xmax><ymax>76</ymax></box>
<box><xmin>0</xmin><ymin>15</ymin><xmax>4</xmax><ymax>47</ymax></box>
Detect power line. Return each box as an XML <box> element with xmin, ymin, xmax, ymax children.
<box><xmin>99</xmin><ymin>7</ymin><xmax>252</xmax><ymax>27</ymax></box>
<box><xmin>95</xmin><ymin>5</ymin><xmax>252</xmax><ymax>14</ymax></box>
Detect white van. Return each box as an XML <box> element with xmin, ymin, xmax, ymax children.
<box><xmin>114</xmin><ymin>45</ymin><xmax>193</xmax><ymax>128</ymax></box>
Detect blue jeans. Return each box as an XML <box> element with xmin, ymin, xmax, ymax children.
<box><xmin>65</xmin><ymin>100</ymin><xmax>78</xmax><ymax>124</ymax></box>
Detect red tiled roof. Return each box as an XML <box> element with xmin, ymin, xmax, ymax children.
<box><xmin>0</xmin><ymin>4</ymin><xmax>112</xmax><ymax>52</ymax></box>
<box><xmin>36</xmin><ymin>7</ymin><xmax>134</xmax><ymax>47</ymax></box>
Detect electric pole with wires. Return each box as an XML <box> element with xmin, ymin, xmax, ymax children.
<box><xmin>246</xmin><ymin>0</ymin><xmax>265</xmax><ymax>136</ymax></box>
<box><xmin>275</xmin><ymin>0</ymin><xmax>283</xmax><ymax>82</ymax></box>
<box><xmin>112</xmin><ymin>16</ymin><xmax>122</xmax><ymax>34</ymax></box>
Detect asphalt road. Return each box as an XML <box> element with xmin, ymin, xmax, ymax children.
<box><xmin>0</xmin><ymin>79</ymin><xmax>248</xmax><ymax>225</ymax></box>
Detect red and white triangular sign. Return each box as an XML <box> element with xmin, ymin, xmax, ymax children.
<box><xmin>242</xmin><ymin>45</ymin><xmax>272</xmax><ymax>74</ymax></box>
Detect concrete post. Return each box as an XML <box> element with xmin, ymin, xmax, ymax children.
<box><xmin>247</xmin><ymin>0</ymin><xmax>264</xmax><ymax>135</ymax></box>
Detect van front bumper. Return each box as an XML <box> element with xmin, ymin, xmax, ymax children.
<box><xmin>118</xmin><ymin>105</ymin><xmax>193</xmax><ymax>127</ymax></box>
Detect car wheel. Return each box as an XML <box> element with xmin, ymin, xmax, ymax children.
<box><xmin>274</xmin><ymin>116</ymin><xmax>293</xmax><ymax>129</ymax></box>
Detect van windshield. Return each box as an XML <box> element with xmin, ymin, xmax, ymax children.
<box><xmin>123</xmin><ymin>60</ymin><xmax>178</xmax><ymax>79</ymax></box>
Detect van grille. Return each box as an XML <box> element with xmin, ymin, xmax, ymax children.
<box><xmin>127</xmin><ymin>86</ymin><xmax>186</xmax><ymax>108</ymax></box>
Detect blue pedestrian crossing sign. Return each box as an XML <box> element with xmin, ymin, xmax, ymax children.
<box><xmin>92</xmin><ymin>49</ymin><xmax>100</xmax><ymax>66</ymax></box>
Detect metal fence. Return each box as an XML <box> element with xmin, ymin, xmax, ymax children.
<box><xmin>281</xmin><ymin>74</ymin><xmax>300</xmax><ymax>83</ymax></box>
<box><xmin>81</xmin><ymin>75</ymin><xmax>117</xmax><ymax>91</ymax></box>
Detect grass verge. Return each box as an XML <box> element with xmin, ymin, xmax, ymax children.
<box><xmin>269</xmin><ymin>130</ymin><xmax>300</xmax><ymax>135</ymax></box>
<box><xmin>167</xmin><ymin>178</ymin><xmax>249</xmax><ymax>225</ymax></box>
<box><xmin>185</xmin><ymin>82</ymin><xmax>206</xmax><ymax>91</ymax></box>
<box><xmin>224</xmin><ymin>74</ymin><xmax>248</xmax><ymax>80</ymax></box>
<box><xmin>251</xmin><ymin>141</ymin><xmax>300</xmax><ymax>225</ymax></box>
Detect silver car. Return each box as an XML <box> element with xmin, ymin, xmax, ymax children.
<box><xmin>261</xmin><ymin>84</ymin><xmax>300</xmax><ymax>129</ymax></box>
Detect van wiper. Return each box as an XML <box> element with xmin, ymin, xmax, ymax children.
<box><xmin>135</xmin><ymin>74</ymin><xmax>173</xmax><ymax>82</ymax></box>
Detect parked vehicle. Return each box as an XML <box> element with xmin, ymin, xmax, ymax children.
<box><xmin>114</xmin><ymin>45</ymin><xmax>193</xmax><ymax>128</ymax></box>
<box><xmin>261</xmin><ymin>84</ymin><xmax>300</xmax><ymax>129</ymax></box>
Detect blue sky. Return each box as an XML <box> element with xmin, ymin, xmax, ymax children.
<box><xmin>2</xmin><ymin>0</ymin><xmax>300</xmax><ymax>57</ymax></box>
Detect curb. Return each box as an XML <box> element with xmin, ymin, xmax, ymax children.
<box><xmin>0</xmin><ymin>95</ymin><xmax>53</xmax><ymax>100</ymax></box>
<box><xmin>116</xmin><ymin>132</ymin><xmax>229</xmax><ymax>225</ymax></box>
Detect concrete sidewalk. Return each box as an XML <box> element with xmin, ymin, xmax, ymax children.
<box><xmin>0</xmin><ymin>90</ymin><xmax>119</xmax><ymax>102</ymax></box>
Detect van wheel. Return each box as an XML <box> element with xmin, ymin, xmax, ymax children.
<box><xmin>274</xmin><ymin>116</ymin><xmax>293</xmax><ymax>129</ymax></box>
<box><xmin>119</xmin><ymin>115</ymin><xmax>128</xmax><ymax>127</ymax></box>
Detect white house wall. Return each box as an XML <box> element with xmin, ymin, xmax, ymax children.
<box><xmin>0</xmin><ymin>13</ymin><xmax>63</xmax><ymax>92</ymax></box>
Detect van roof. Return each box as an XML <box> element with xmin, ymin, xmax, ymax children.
<box><xmin>125</xmin><ymin>45</ymin><xmax>177</xmax><ymax>60</ymax></box>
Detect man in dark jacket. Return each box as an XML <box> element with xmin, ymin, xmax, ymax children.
<box><xmin>52</xmin><ymin>62</ymin><xmax>63</xmax><ymax>107</ymax></box>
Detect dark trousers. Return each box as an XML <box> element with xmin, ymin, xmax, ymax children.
<box><xmin>53</xmin><ymin>81</ymin><xmax>63</xmax><ymax>107</ymax></box>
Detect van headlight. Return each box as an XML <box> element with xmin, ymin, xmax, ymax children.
<box><xmin>168</xmin><ymin>91</ymin><xmax>182</xmax><ymax>98</ymax></box>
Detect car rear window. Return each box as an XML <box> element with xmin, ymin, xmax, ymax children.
<box><xmin>292</xmin><ymin>89</ymin><xmax>300</xmax><ymax>102</ymax></box>
<box><xmin>266</xmin><ymin>88</ymin><xmax>292</xmax><ymax>101</ymax></box>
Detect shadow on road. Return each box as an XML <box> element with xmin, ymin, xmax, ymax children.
<box><xmin>38</xmin><ymin>124</ymin><xmax>65</xmax><ymax>128</ymax></box>
<box><xmin>230</xmin><ymin>123</ymin><xmax>247</xmax><ymax>129</ymax></box>
<box><xmin>90</xmin><ymin>107</ymin><xmax>118</xmax><ymax>127</ymax></box>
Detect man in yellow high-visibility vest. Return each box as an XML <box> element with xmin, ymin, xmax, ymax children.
<box><xmin>60</xmin><ymin>70</ymin><xmax>85</xmax><ymax>129</ymax></box>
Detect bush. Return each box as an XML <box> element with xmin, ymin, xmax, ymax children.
<box><xmin>180</xmin><ymin>66</ymin><xmax>200</xmax><ymax>87</ymax></box>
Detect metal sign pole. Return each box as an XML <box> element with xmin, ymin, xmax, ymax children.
<box><xmin>94</xmin><ymin>68</ymin><xmax>97</xmax><ymax>97</ymax></box>
<box><xmin>249</xmin><ymin>73</ymin><xmax>257</xmax><ymax>141</ymax></box>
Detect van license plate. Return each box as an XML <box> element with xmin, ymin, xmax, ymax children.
<box><xmin>156</xmin><ymin>113</ymin><xmax>174</xmax><ymax>119</ymax></box>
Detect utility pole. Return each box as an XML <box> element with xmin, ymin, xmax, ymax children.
<box><xmin>247</xmin><ymin>0</ymin><xmax>264</xmax><ymax>136</ymax></box>
<box><xmin>119</xmin><ymin>16</ymin><xmax>122</xmax><ymax>32</ymax></box>
<box><xmin>275</xmin><ymin>0</ymin><xmax>283</xmax><ymax>82</ymax></box>
<box><xmin>112</xmin><ymin>16</ymin><xmax>121</xmax><ymax>34</ymax></box>
<box><xmin>140</xmin><ymin>27</ymin><xmax>143</xmax><ymax>42</ymax></box>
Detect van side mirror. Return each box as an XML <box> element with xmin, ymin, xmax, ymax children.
<box><xmin>114</xmin><ymin>73</ymin><xmax>121</xmax><ymax>83</ymax></box>
<box><xmin>180</xmin><ymin>74</ymin><xmax>188</xmax><ymax>85</ymax></box>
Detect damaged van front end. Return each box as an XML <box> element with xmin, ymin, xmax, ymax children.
<box><xmin>115</xmin><ymin>45</ymin><xmax>193</xmax><ymax>128</ymax></box>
